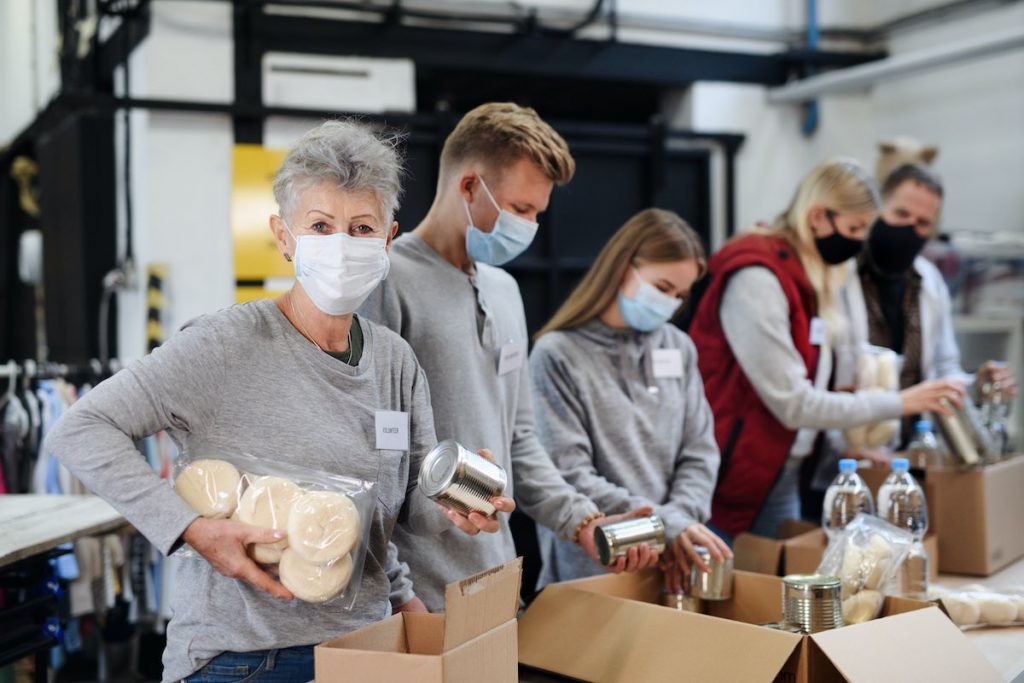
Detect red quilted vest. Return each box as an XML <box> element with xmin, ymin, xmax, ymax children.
<box><xmin>689</xmin><ymin>234</ymin><xmax>820</xmax><ymax>538</ymax></box>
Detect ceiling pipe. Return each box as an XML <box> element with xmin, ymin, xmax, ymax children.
<box><xmin>768</xmin><ymin>24</ymin><xmax>1024</xmax><ymax>103</ymax></box>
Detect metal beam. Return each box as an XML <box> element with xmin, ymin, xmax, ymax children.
<box><xmin>769</xmin><ymin>24</ymin><xmax>1024</xmax><ymax>103</ymax></box>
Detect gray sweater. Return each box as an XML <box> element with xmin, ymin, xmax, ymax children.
<box><xmin>359</xmin><ymin>233</ymin><xmax>599</xmax><ymax>611</ymax></box>
<box><xmin>44</xmin><ymin>300</ymin><xmax>438</xmax><ymax>682</ymax></box>
<box><xmin>529</xmin><ymin>320</ymin><xmax>719</xmax><ymax>587</ymax></box>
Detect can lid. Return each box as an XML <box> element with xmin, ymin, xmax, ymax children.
<box><xmin>419</xmin><ymin>441</ymin><xmax>460</xmax><ymax>497</ymax></box>
<box><xmin>782</xmin><ymin>574</ymin><xmax>841</xmax><ymax>589</ymax></box>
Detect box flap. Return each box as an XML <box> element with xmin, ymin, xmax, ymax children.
<box><xmin>520</xmin><ymin>580</ymin><xmax>801</xmax><ymax>682</ymax></box>
<box><xmin>442</xmin><ymin>557</ymin><xmax>522</xmax><ymax>651</ymax></box>
<box><xmin>810</xmin><ymin>606</ymin><xmax>1002</xmax><ymax>682</ymax></box>
<box><xmin>777</xmin><ymin>519</ymin><xmax>819</xmax><ymax>539</ymax></box>
<box><xmin>734</xmin><ymin>533</ymin><xmax>785</xmax><ymax>575</ymax></box>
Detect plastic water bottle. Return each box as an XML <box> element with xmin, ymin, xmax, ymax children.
<box><xmin>822</xmin><ymin>459</ymin><xmax>875</xmax><ymax>539</ymax></box>
<box><xmin>878</xmin><ymin>457</ymin><xmax>930</xmax><ymax>598</ymax></box>
<box><xmin>906</xmin><ymin>420</ymin><xmax>943</xmax><ymax>470</ymax></box>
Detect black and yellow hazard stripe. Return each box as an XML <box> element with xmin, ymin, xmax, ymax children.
<box><xmin>146</xmin><ymin>264</ymin><xmax>168</xmax><ymax>353</ymax></box>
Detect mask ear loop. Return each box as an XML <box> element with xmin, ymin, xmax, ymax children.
<box><xmin>280</xmin><ymin>217</ymin><xmax>297</xmax><ymax>262</ymax></box>
<box><xmin>477</xmin><ymin>176</ymin><xmax>502</xmax><ymax>213</ymax></box>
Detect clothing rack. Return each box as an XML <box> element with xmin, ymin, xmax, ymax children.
<box><xmin>0</xmin><ymin>359</ymin><xmax>123</xmax><ymax>384</ymax></box>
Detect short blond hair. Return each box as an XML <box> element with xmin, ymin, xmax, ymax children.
<box><xmin>439</xmin><ymin>102</ymin><xmax>575</xmax><ymax>185</ymax></box>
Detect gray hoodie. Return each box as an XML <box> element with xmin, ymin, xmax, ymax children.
<box><xmin>529</xmin><ymin>319</ymin><xmax>720</xmax><ymax>587</ymax></box>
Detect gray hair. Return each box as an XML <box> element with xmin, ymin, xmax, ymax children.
<box><xmin>273</xmin><ymin>119</ymin><xmax>405</xmax><ymax>226</ymax></box>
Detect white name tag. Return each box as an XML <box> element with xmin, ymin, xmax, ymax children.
<box><xmin>375</xmin><ymin>411</ymin><xmax>410</xmax><ymax>451</ymax></box>
<box><xmin>652</xmin><ymin>349</ymin><xmax>684</xmax><ymax>379</ymax></box>
<box><xmin>497</xmin><ymin>340</ymin><xmax>527</xmax><ymax>376</ymax></box>
<box><xmin>809</xmin><ymin>317</ymin><xmax>828</xmax><ymax>346</ymax></box>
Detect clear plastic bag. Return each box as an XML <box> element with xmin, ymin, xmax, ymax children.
<box><xmin>817</xmin><ymin>513</ymin><xmax>914</xmax><ymax>625</ymax></box>
<box><xmin>932</xmin><ymin>583</ymin><xmax>1024</xmax><ymax>629</ymax></box>
<box><xmin>172</xmin><ymin>443</ymin><xmax>376</xmax><ymax>609</ymax></box>
<box><xmin>844</xmin><ymin>344</ymin><xmax>903</xmax><ymax>449</ymax></box>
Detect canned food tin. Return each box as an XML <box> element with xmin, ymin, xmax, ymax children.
<box><xmin>661</xmin><ymin>590</ymin><xmax>703</xmax><ymax>612</ymax></box>
<box><xmin>688</xmin><ymin>545</ymin><xmax>733</xmax><ymax>601</ymax></box>
<box><xmin>418</xmin><ymin>440</ymin><xmax>507</xmax><ymax>516</ymax></box>
<box><xmin>593</xmin><ymin>515</ymin><xmax>666</xmax><ymax>566</ymax></box>
<box><xmin>782</xmin><ymin>574</ymin><xmax>843</xmax><ymax>634</ymax></box>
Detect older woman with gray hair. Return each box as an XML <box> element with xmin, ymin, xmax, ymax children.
<box><xmin>45</xmin><ymin>119</ymin><xmax>507</xmax><ymax>682</ymax></box>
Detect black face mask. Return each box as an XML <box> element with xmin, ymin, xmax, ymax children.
<box><xmin>814</xmin><ymin>211</ymin><xmax>864</xmax><ymax>265</ymax></box>
<box><xmin>867</xmin><ymin>217</ymin><xmax>927</xmax><ymax>275</ymax></box>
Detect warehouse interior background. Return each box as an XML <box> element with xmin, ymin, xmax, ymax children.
<box><xmin>2</xmin><ymin>1</ymin><xmax>1024</xmax><ymax>681</ymax></box>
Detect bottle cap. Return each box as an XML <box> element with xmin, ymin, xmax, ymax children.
<box><xmin>891</xmin><ymin>457</ymin><xmax>910</xmax><ymax>472</ymax></box>
<box><xmin>915</xmin><ymin>419</ymin><xmax>932</xmax><ymax>432</ymax></box>
<box><xmin>838</xmin><ymin>459</ymin><xmax>857</xmax><ymax>473</ymax></box>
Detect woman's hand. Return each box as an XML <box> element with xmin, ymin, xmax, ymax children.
<box><xmin>899</xmin><ymin>379</ymin><xmax>965</xmax><ymax>416</ymax></box>
<box><xmin>662</xmin><ymin>524</ymin><xmax>733</xmax><ymax>595</ymax></box>
<box><xmin>442</xmin><ymin>448</ymin><xmax>516</xmax><ymax>536</ymax></box>
<box><xmin>182</xmin><ymin>518</ymin><xmax>293</xmax><ymax>600</ymax></box>
<box><xmin>843</xmin><ymin>447</ymin><xmax>893</xmax><ymax>468</ymax></box>
<box><xmin>578</xmin><ymin>506</ymin><xmax>661</xmax><ymax>574</ymax></box>
<box><xmin>393</xmin><ymin>596</ymin><xmax>429</xmax><ymax>614</ymax></box>
<box><xmin>977</xmin><ymin>361</ymin><xmax>1017</xmax><ymax>398</ymax></box>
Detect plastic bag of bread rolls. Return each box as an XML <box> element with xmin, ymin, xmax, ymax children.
<box><xmin>818</xmin><ymin>514</ymin><xmax>913</xmax><ymax>624</ymax></box>
<box><xmin>172</xmin><ymin>444</ymin><xmax>376</xmax><ymax>609</ymax></box>
<box><xmin>932</xmin><ymin>584</ymin><xmax>1024</xmax><ymax>629</ymax></box>
<box><xmin>843</xmin><ymin>346</ymin><xmax>902</xmax><ymax>449</ymax></box>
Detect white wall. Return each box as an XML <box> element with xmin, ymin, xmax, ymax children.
<box><xmin>0</xmin><ymin>0</ymin><xmax>61</xmax><ymax>146</ymax></box>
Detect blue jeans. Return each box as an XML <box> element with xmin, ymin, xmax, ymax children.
<box><xmin>183</xmin><ymin>645</ymin><xmax>314</xmax><ymax>683</ymax></box>
<box><xmin>749</xmin><ymin>459</ymin><xmax>803</xmax><ymax>539</ymax></box>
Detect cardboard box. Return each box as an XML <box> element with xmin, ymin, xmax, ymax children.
<box><xmin>783</xmin><ymin>528</ymin><xmax>940</xmax><ymax>581</ymax></box>
<box><xmin>316</xmin><ymin>559</ymin><xmax>521</xmax><ymax>683</ymax></box>
<box><xmin>734</xmin><ymin>519</ymin><xmax>821</xmax><ymax>576</ymax></box>
<box><xmin>519</xmin><ymin>569</ymin><xmax>1000</xmax><ymax>683</ymax></box>
<box><xmin>858</xmin><ymin>455</ymin><xmax>1024</xmax><ymax>575</ymax></box>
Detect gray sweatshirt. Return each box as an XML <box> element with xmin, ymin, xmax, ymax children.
<box><xmin>359</xmin><ymin>233</ymin><xmax>599</xmax><ymax>611</ymax></box>
<box><xmin>529</xmin><ymin>320</ymin><xmax>719</xmax><ymax>587</ymax></box>
<box><xmin>44</xmin><ymin>300</ymin><xmax>438</xmax><ymax>682</ymax></box>
<box><xmin>720</xmin><ymin>267</ymin><xmax>903</xmax><ymax>442</ymax></box>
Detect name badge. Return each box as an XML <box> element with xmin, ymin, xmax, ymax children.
<box><xmin>652</xmin><ymin>349</ymin><xmax>684</xmax><ymax>379</ymax></box>
<box><xmin>809</xmin><ymin>317</ymin><xmax>828</xmax><ymax>346</ymax></box>
<box><xmin>375</xmin><ymin>411</ymin><xmax>410</xmax><ymax>451</ymax></box>
<box><xmin>498</xmin><ymin>340</ymin><xmax>527</xmax><ymax>377</ymax></box>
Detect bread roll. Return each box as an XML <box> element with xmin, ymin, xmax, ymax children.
<box><xmin>279</xmin><ymin>549</ymin><xmax>354</xmax><ymax>603</ymax></box>
<box><xmin>876</xmin><ymin>352</ymin><xmax>899</xmax><ymax>390</ymax></box>
<box><xmin>287</xmin><ymin>490</ymin><xmax>361</xmax><ymax>564</ymax></box>
<box><xmin>237</xmin><ymin>475</ymin><xmax>303</xmax><ymax>565</ymax></box>
<box><xmin>842</xmin><ymin>589</ymin><xmax>883</xmax><ymax>624</ymax></box>
<box><xmin>858</xmin><ymin>353</ymin><xmax>879</xmax><ymax>389</ymax></box>
<box><xmin>941</xmin><ymin>595</ymin><xmax>980</xmax><ymax>626</ymax></box>
<box><xmin>976</xmin><ymin>593</ymin><xmax>1017</xmax><ymax>626</ymax></box>
<box><xmin>846</xmin><ymin>424</ymin><xmax>869</xmax><ymax>449</ymax></box>
<box><xmin>175</xmin><ymin>459</ymin><xmax>242</xmax><ymax>518</ymax></box>
<box><xmin>865</xmin><ymin>420</ymin><xmax>898</xmax><ymax>448</ymax></box>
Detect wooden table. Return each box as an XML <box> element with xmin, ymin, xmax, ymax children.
<box><xmin>938</xmin><ymin>562</ymin><xmax>1024</xmax><ymax>682</ymax></box>
<box><xmin>0</xmin><ymin>495</ymin><xmax>127</xmax><ymax>569</ymax></box>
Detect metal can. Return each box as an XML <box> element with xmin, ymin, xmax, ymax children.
<box><xmin>593</xmin><ymin>515</ymin><xmax>666</xmax><ymax>566</ymax></box>
<box><xmin>418</xmin><ymin>440</ymin><xmax>507</xmax><ymax>516</ymax></box>
<box><xmin>782</xmin><ymin>574</ymin><xmax>843</xmax><ymax>634</ymax></box>
<box><xmin>688</xmin><ymin>545</ymin><xmax>733</xmax><ymax>601</ymax></box>
<box><xmin>661</xmin><ymin>589</ymin><xmax>703</xmax><ymax>612</ymax></box>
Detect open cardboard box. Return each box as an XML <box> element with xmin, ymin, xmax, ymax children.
<box><xmin>783</xmin><ymin>528</ymin><xmax>940</xmax><ymax>581</ymax></box>
<box><xmin>519</xmin><ymin>568</ymin><xmax>1000</xmax><ymax>683</ymax></box>
<box><xmin>734</xmin><ymin>520</ymin><xmax>821</xmax><ymax>576</ymax></box>
<box><xmin>316</xmin><ymin>559</ymin><xmax>521</xmax><ymax>683</ymax></box>
<box><xmin>858</xmin><ymin>455</ymin><xmax>1024</xmax><ymax>575</ymax></box>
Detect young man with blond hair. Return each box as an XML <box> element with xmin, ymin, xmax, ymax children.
<box><xmin>361</xmin><ymin>102</ymin><xmax>655</xmax><ymax>611</ymax></box>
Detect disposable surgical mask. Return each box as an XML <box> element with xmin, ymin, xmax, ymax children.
<box><xmin>464</xmin><ymin>177</ymin><xmax>539</xmax><ymax>266</ymax></box>
<box><xmin>285</xmin><ymin>224</ymin><xmax>389</xmax><ymax>315</ymax></box>
<box><xmin>618</xmin><ymin>268</ymin><xmax>682</xmax><ymax>332</ymax></box>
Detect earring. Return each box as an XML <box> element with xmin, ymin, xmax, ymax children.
<box><xmin>284</xmin><ymin>253</ymin><xmax>292</xmax><ymax>263</ymax></box>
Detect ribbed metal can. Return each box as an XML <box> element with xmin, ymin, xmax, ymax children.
<box><xmin>688</xmin><ymin>545</ymin><xmax>734</xmax><ymax>600</ymax></box>
<box><xmin>418</xmin><ymin>440</ymin><xmax>507</xmax><ymax>516</ymax></box>
<box><xmin>594</xmin><ymin>515</ymin><xmax>666</xmax><ymax>565</ymax></box>
<box><xmin>782</xmin><ymin>574</ymin><xmax>843</xmax><ymax>634</ymax></box>
<box><xmin>661</xmin><ymin>590</ymin><xmax>703</xmax><ymax>613</ymax></box>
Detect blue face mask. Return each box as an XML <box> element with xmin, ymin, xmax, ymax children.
<box><xmin>617</xmin><ymin>268</ymin><xmax>683</xmax><ymax>332</ymax></box>
<box><xmin>464</xmin><ymin>177</ymin><xmax>539</xmax><ymax>266</ymax></box>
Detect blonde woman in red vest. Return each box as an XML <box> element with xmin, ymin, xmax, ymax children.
<box><xmin>687</xmin><ymin>158</ymin><xmax>964</xmax><ymax>542</ymax></box>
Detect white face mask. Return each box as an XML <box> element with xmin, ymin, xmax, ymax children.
<box><xmin>464</xmin><ymin>177</ymin><xmax>539</xmax><ymax>266</ymax></box>
<box><xmin>284</xmin><ymin>224</ymin><xmax>390</xmax><ymax>315</ymax></box>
